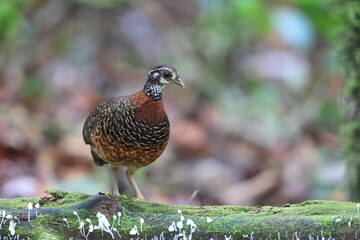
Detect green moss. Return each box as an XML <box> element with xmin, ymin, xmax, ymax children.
<box><xmin>115</xmin><ymin>196</ymin><xmax>360</xmax><ymax>238</ymax></box>
<box><xmin>41</xmin><ymin>190</ymin><xmax>91</xmax><ymax>208</ymax></box>
<box><xmin>119</xmin><ymin>196</ymin><xmax>252</xmax><ymax>217</ymax></box>
<box><xmin>1</xmin><ymin>191</ymin><xmax>359</xmax><ymax>238</ymax></box>
<box><xmin>36</xmin><ymin>232</ymin><xmax>62</xmax><ymax>240</ymax></box>
<box><xmin>0</xmin><ymin>215</ymin><xmax>60</xmax><ymax>239</ymax></box>
<box><xmin>0</xmin><ymin>196</ymin><xmax>42</xmax><ymax>209</ymax></box>
<box><xmin>0</xmin><ymin>190</ymin><xmax>92</xmax><ymax>210</ymax></box>
<box><xmin>1</xmin><ymin>191</ymin><xmax>357</xmax><ymax>218</ymax></box>
<box><xmin>119</xmin><ymin>195</ymin><xmax>359</xmax><ymax>218</ymax></box>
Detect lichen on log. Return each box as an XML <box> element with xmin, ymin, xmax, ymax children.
<box><xmin>0</xmin><ymin>190</ymin><xmax>359</xmax><ymax>239</ymax></box>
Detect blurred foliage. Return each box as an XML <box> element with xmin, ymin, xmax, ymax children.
<box><xmin>335</xmin><ymin>0</ymin><xmax>360</xmax><ymax>201</ymax></box>
<box><xmin>0</xmin><ymin>0</ymin><xmax>349</xmax><ymax>204</ymax></box>
<box><xmin>73</xmin><ymin>0</ymin><xmax>124</xmax><ymax>8</ymax></box>
<box><xmin>291</xmin><ymin>0</ymin><xmax>333</xmax><ymax>37</ymax></box>
<box><xmin>0</xmin><ymin>0</ymin><xmax>25</xmax><ymax>41</ymax></box>
<box><xmin>20</xmin><ymin>75</ymin><xmax>46</xmax><ymax>98</ymax></box>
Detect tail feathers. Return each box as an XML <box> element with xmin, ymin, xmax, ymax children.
<box><xmin>91</xmin><ymin>148</ymin><xmax>108</xmax><ymax>166</ymax></box>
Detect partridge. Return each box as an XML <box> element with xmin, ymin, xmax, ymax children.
<box><xmin>83</xmin><ymin>65</ymin><xmax>184</xmax><ymax>200</ymax></box>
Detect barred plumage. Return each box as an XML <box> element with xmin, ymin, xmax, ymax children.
<box><xmin>83</xmin><ymin>94</ymin><xmax>170</xmax><ymax>167</ymax></box>
<box><xmin>82</xmin><ymin>65</ymin><xmax>184</xmax><ymax>200</ymax></box>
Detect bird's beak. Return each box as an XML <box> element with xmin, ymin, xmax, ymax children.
<box><xmin>170</xmin><ymin>77</ymin><xmax>185</xmax><ymax>88</ymax></box>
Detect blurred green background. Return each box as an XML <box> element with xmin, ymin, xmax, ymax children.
<box><xmin>0</xmin><ymin>0</ymin><xmax>347</xmax><ymax>205</ymax></box>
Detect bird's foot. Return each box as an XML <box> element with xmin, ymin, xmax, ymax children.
<box><xmin>132</xmin><ymin>197</ymin><xmax>146</xmax><ymax>202</ymax></box>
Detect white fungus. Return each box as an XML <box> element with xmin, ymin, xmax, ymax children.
<box><xmin>130</xmin><ymin>225</ymin><xmax>139</xmax><ymax>235</ymax></box>
<box><xmin>111</xmin><ymin>215</ymin><xmax>116</xmax><ymax>231</ymax></box>
<box><xmin>95</xmin><ymin>212</ymin><xmax>114</xmax><ymax>239</ymax></box>
<box><xmin>140</xmin><ymin>218</ymin><xmax>144</xmax><ymax>232</ymax></box>
<box><xmin>348</xmin><ymin>216</ymin><xmax>353</xmax><ymax>227</ymax></box>
<box><xmin>117</xmin><ymin>212</ymin><xmax>121</xmax><ymax>226</ymax></box>
<box><xmin>34</xmin><ymin>203</ymin><xmax>40</xmax><ymax>217</ymax></box>
<box><xmin>73</xmin><ymin>211</ymin><xmax>81</xmax><ymax>224</ymax></box>
<box><xmin>63</xmin><ymin>218</ymin><xmax>70</xmax><ymax>228</ymax></box>
<box><xmin>0</xmin><ymin>210</ymin><xmax>6</xmax><ymax>229</ymax></box>
<box><xmin>9</xmin><ymin>219</ymin><xmax>16</xmax><ymax>236</ymax></box>
<box><xmin>168</xmin><ymin>221</ymin><xmax>176</xmax><ymax>232</ymax></box>
<box><xmin>113</xmin><ymin>227</ymin><xmax>121</xmax><ymax>238</ymax></box>
<box><xmin>176</xmin><ymin>220</ymin><xmax>184</xmax><ymax>231</ymax></box>
<box><xmin>334</xmin><ymin>215</ymin><xmax>343</xmax><ymax>223</ymax></box>
<box><xmin>27</xmin><ymin>203</ymin><xmax>33</xmax><ymax>222</ymax></box>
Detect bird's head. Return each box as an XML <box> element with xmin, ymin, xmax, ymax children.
<box><xmin>144</xmin><ymin>65</ymin><xmax>185</xmax><ymax>100</ymax></box>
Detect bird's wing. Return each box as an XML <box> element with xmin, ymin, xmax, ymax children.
<box><xmin>82</xmin><ymin>95</ymin><xmax>133</xmax><ymax>145</ymax></box>
<box><xmin>82</xmin><ymin>101</ymin><xmax>105</xmax><ymax>144</ymax></box>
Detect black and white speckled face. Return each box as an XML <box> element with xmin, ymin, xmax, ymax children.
<box><xmin>148</xmin><ymin>66</ymin><xmax>178</xmax><ymax>85</ymax></box>
<box><xmin>144</xmin><ymin>65</ymin><xmax>184</xmax><ymax>100</ymax></box>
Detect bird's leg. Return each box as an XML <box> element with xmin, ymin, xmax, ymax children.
<box><xmin>126</xmin><ymin>166</ymin><xmax>145</xmax><ymax>201</ymax></box>
<box><xmin>110</xmin><ymin>165</ymin><xmax>120</xmax><ymax>195</ymax></box>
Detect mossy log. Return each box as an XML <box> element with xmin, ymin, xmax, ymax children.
<box><xmin>0</xmin><ymin>190</ymin><xmax>359</xmax><ymax>239</ymax></box>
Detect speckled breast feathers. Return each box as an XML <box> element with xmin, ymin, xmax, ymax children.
<box><xmin>82</xmin><ymin>92</ymin><xmax>170</xmax><ymax>168</ymax></box>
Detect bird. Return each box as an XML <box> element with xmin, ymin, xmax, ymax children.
<box><xmin>82</xmin><ymin>65</ymin><xmax>184</xmax><ymax>200</ymax></box>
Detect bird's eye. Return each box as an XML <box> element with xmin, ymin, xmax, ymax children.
<box><xmin>163</xmin><ymin>72</ymin><xmax>172</xmax><ymax>78</ymax></box>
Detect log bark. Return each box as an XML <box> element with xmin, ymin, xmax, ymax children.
<box><xmin>0</xmin><ymin>190</ymin><xmax>359</xmax><ymax>239</ymax></box>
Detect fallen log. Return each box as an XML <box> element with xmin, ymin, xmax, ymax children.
<box><xmin>0</xmin><ymin>190</ymin><xmax>359</xmax><ymax>239</ymax></box>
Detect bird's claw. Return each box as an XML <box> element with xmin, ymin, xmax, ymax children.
<box><xmin>132</xmin><ymin>197</ymin><xmax>146</xmax><ymax>202</ymax></box>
